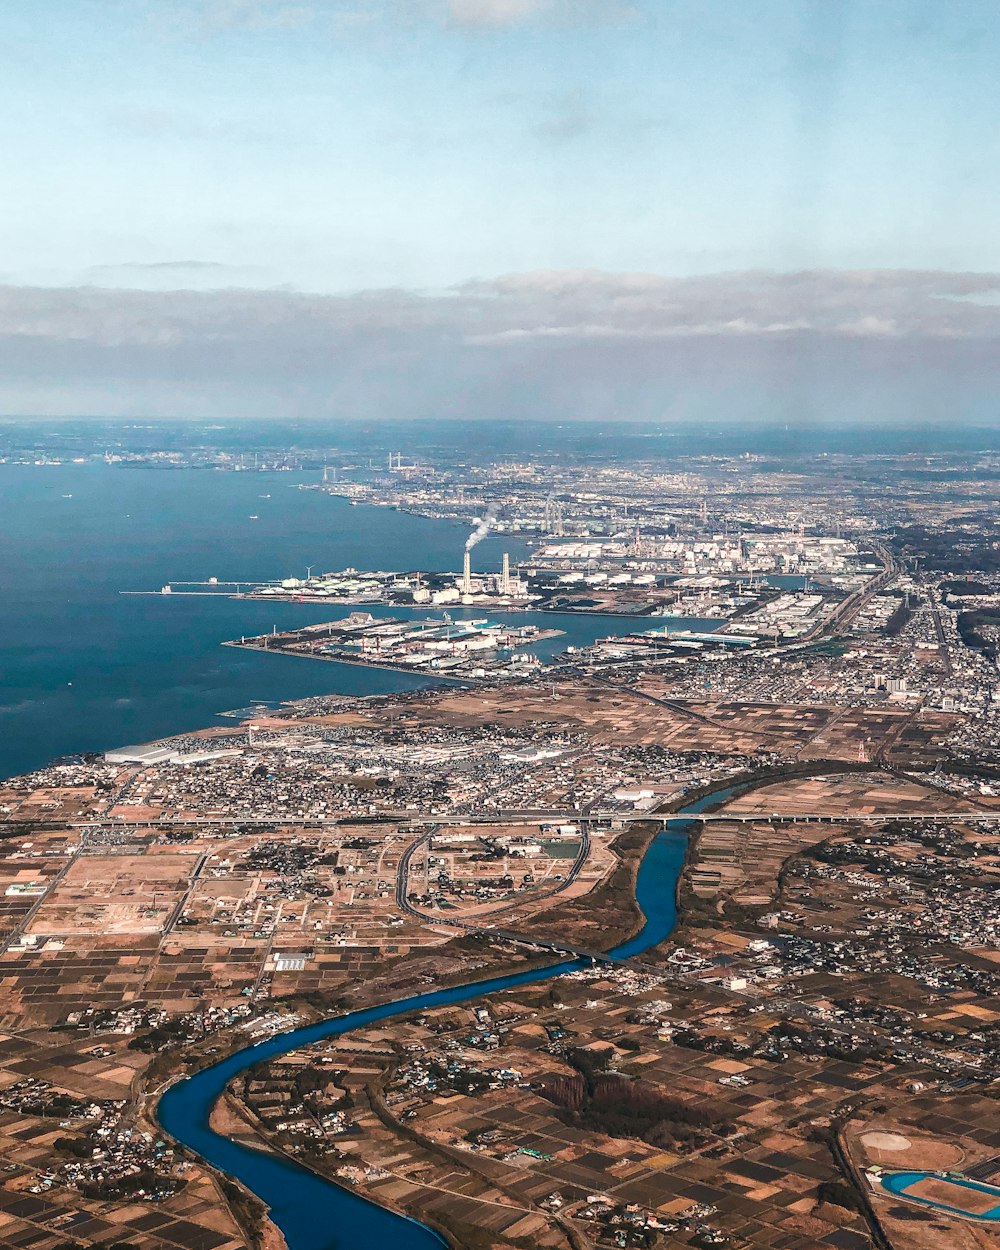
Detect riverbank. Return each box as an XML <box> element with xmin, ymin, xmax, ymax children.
<box><xmin>154</xmin><ymin>756</ymin><xmax>900</xmax><ymax>1250</ymax></box>
<box><xmin>152</xmin><ymin>774</ymin><xmax>753</xmax><ymax>1250</ymax></box>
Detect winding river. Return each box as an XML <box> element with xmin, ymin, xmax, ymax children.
<box><xmin>158</xmin><ymin>785</ymin><xmax>737</xmax><ymax>1250</ymax></box>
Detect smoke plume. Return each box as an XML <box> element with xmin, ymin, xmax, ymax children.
<box><xmin>465</xmin><ymin>506</ymin><xmax>496</xmax><ymax>551</ymax></box>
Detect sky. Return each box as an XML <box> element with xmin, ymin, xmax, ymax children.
<box><xmin>4</xmin><ymin>0</ymin><xmax>1000</xmax><ymax>420</ymax></box>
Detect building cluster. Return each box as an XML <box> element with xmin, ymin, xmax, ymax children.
<box><xmin>244</xmin><ymin>558</ymin><xmax>531</xmax><ymax>608</ymax></box>
<box><xmin>535</xmin><ymin>533</ymin><xmax>861</xmax><ymax>578</ymax></box>
<box><xmin>86</xmin><ymin>720</ymin><xmax>749</xmax><ymax>827</ymax></box>
<box><xmin>574</xmin><ymin>579</ymin><xmax>999</xmax><ymax>732</ymax></box>
<box><xmin>234</xmin><ymin>612</ymin><xmax>550</xmax><ymax>680</ymax></box>
<box><xmin>317</xmin><ymin>451</ymin><xmax>904</xmax><ymax>548</ymax></box>
<box><xmin>4</xmin><ymin>1080</ymin><xmax>184</xmax><ymax>1203</ymax></box>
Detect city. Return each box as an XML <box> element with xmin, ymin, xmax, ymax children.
<box><xmin>4</xmin><ymin>439</ymin><xmax>1000</xmax><ymax>1249</ymax></box>
<box><xmin>6</xmin><ymin>2</ymin><xmax>1000</xmax><ymax>1248</ymax></box>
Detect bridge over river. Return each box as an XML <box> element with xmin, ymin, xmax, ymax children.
<box><xmin>58</xmin><ymin>807</ymin><xmax>1000</xmax><ymax>835</ymax></box>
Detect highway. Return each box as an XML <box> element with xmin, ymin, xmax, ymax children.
<box><xmin>801</xmin><ymin>541</ymin><xmax>897</xmax><ymax>643</ymax></box>
<box><xmin>43</xmin><ymin>806</ymin><xmax>999</xmax><ymax>838</ymax></box>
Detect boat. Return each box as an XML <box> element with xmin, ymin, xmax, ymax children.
<box><xmin>249</xmin><ymin>514</ymin><xmax>259</xmax><ymax>520</ymax></box>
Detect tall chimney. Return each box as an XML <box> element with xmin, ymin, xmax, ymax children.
<box><xmin>462</xmin><ymin>550</ymin><xmax>472</xmax><ymax>595</ymax></box>
<box><xmin>501</xmin><ymin>552</ymin><xmax>510</xmax><ymax>595</ymax></box>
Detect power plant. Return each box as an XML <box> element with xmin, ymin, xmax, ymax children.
<box><xmin>453</xmin><ymin>550</ymin><xmax>523</xmax><ymax>602</ymax></box>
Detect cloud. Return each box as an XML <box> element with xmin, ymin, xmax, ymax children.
<box><xmin>3</xmin><ymin>269</ymin><xmax>1000</xmax><ymax>420</ymax></box>
<box><xmin>156</xmin><ymin>0</ymin><xmax>625</xmax><ymax>36</ymax></box>
<box><xmin>91</xmin><ymin>261</ymin><xmax>233</xmax><ymax>274</ymax></box>
<box><xmin>9</xmin><ymin>269</ymin><xmax>1000</xmax><ymax>346</ymax></box>
<box><xmin>83</xmin><ymin>261</ymin><xmax>273</xmax><ymax>289</ymax></box>
<box><xmin>444</xmin><ymin>0</ymin><xmax>551</xmax><ymax>28</ymax></box>
<box><xmin>180</xmin><ymin>0</ymin><xmax>317</xmax><ymax>32</ymax></box>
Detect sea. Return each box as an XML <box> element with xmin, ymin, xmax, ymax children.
<box><xmin>5</xmin><ymin>416</ymin><xmax>1000</xmax><ymax>781</ymax></box>
<box><xmin>0</xmin><ymin>459</ymin><xmax>675</xmax><ymax>780</ymax></box>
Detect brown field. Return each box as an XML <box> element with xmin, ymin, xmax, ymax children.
<box><xmin>304</xmin><ymin>679</ymin><xmax>958</xmax><ymax>763</ymax></box>
<box><xmin>0</xmin><ymin>811</ymin><xmax>628</xmax><ymax>1026</ymax></box>
<box><xmin>26</xmin><ymin>853</ymin><xmax>194</xmax><ymax>936</ymax></box>
<box><xmin>722</xmin><ymin>772</ymin><xmax>977</xmax><ymax>817</ymax></box>
<box><xmin>682</xmin><ymin>770</ymin><xmax>977</xmax><ymax>910</ymax></box>
<box><xmin>857</xmin><ymin>1129</ymin><xmax>964</xmax><ymax>1171</ymax></box>
<box><xmin>907</xmin><ymin>1175</ymin><xmax>1000</xmax><ymax>1216</ymax></box>
<box><xmin>685</xmin><ymin>818</ymin><xmax>831</xmax><ymax>906</ymax></box>
<box><xmin>0</xmin><ymin>786</ymin><xmax>102</xmax><ymax>821</ymax></box>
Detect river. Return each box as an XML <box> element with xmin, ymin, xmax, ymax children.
<box><xmin>157</xmin><ymin>783</ymin><xmax>739</xmax><ymax>1250</ymax></box>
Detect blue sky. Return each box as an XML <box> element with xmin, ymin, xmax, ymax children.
<box><xmin>4</xmin><ymin>0</ymin><xmax>1000</xmax><ymax>292</ymax></box>
<box><xmin>5</xmin><ymin>0</ymin><xmax>1000</xmax><ymax>420</ymax></box>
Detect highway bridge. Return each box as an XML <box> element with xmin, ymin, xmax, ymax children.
<box><xmin>47</xmin><ymin>807</ymin><xmax>999</xmax><ymax>837</ymax></box>
<box><xmin>654</xmin><ymin>809</ymin><xmax>997</xmax><ymax>825</ymax></box>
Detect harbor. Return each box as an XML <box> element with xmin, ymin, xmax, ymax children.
<box><xmin>224</xmin><ymin>612</ymin><xmax>565</xmax><ymax>681</ymax></box>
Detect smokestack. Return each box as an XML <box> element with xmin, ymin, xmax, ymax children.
<box><xmin>462</xmin><ymin>550</ymin><xmax>472</xmax><ymax>595</ymax></box>
<box><xmin>501</xmin><ymin>552</ymin><xmax>510</xmax><ymax>596</ymax></box>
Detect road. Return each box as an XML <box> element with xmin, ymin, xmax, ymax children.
<box><xmin>924</xmin><ymin>578</ymin><xmax>955</xmax><ymax>677</ymax></box>
<box><xmin>802</xmin><ymin>541</ymin><xmax>897</xmax><ymax>643</ymax></box>
<box><xmin>395</xmin><ymin>820</ymin><xmax>592</xmax><ymax>924</ymax></box>
<box><xmin>42</xmin><ymin>806</ymin><xmax>999</xmax><ymax>840</ymax></box>
<box><xmin>561</xmin><ymin>664</ymin><xmax>734</xmax><ymax>733</ymax></box>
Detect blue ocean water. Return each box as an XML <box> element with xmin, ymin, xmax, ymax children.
<box><xmin>0</xmin><ymin>462</ymin><xmax>704</xmax><ymax>779</ymax></box>
<box><xmin>0</xmin><ymin>464</ymin><xmax>526</xmax><ymax>778</ymax></box>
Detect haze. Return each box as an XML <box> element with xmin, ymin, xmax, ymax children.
<box><xmin>4</xmin><ymin>0</ymin><xmax>1000</xmax><ymax>420</ymax></box>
